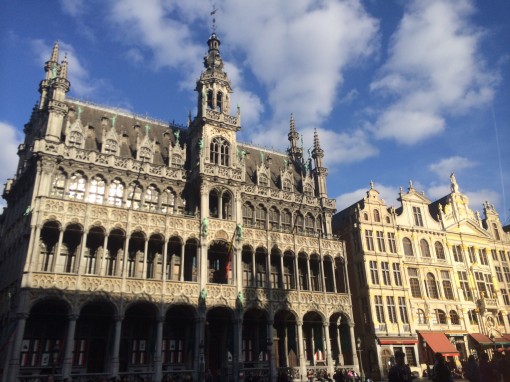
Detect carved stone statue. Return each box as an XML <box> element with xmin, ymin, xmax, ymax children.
<box><xmin>201</xmin><ymin>217</ymin><xmax>209</xmax><ymax>237</ymax></box>
<box><xmin>199</xmin><ymin>288</ymin><xmax>207</xmax><ymax>309</ymax></box>
<box><xmin>236</xmin><ymin>291</ymin><xmax>244</xmax><ymax>310</ymax></box>
<box><xmin>450</xmin><ymin>172</ymin><xmax>459</xmax><ymax>193</ymax></box>
<box><xmin>236</xmin><ymin>223</ymin><xmax>243</xmax><ymax>242</ymax></box>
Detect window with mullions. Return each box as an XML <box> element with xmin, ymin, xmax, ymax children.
<box><xmin>474</xmin><ymin>272</ymin><xmax>487</xmax><ymax>297</ymax></box>
<box><xmin>143</xmin><ymin>185</ymin><xmax>159</xmax><ymax>211</ymax></box>
<box><xmin>403</xmin><ymin>238</ymin><xmax>414</xmax><ymax>256</ymax></box>
<box><xmin>269</xmin><ymin>207</ymin><xmax>280</xmax><ymax>229</ymax></box>
<box><xmin>505</xmin><ymin>267</ymin><xmax>510</xmax><ymax>283</ymax></box>
<box><xmin>468</xmin><ymin>247</ymin><xmax>477</xmax><ymax>263</ymax></box>
<box><xmin>458</xmin><ymin>271</ymin><xmax>472</xmax><ymax>301</ymax></box>
<box><xmin>393</xmin><ymin>263</ymin><xmax>402</xmax><ymax>286</ymax></box>
<box><xmin>87</xmin><ymin>176</ymin><xmax>105</xmax><ymax>204</ymax></box>
<box><xmin>281</xmin><ymin>209</ymin><xmax>292</xmax><ymax>232</ymax></box>
<box><xmin>420</xmin><ymin>239</ymin><xmax>431</xmax><ymax>257</ymax></box>
<box><xmin>282</xmin><ymin>179</ymin><xmax>293</xmax><ymax>192</ymax></box>
<box><xmin>126</xmin><ymin>183</ymin><xmax>143</xmax><ymax>209</ymax></box>
<box><xmin>502</xmin><ymin>289</ymin><xmax>510</xmax><ymax>305</ymax></box>
<box><xmin>104</xmin><ymin>139</ymin><xmax>117</xmax><ymax>154</ymax></box>
<box><xmin>452</xmin><ymin>245</ymin><xmax>464</xmax><ymax>262</ymax></box>
<box><xmin>417</xmin><ymin>309</ymin><xmax>426</xmax><ymax>324</ymax></box>
<box><xmin>413</xmin><ymin>206</ymin><xmax>424</xmax><ymax>226</ymax></box>
<box><xmin>374</xmin><ymin>295</ymin><xmax>385</xmax><ymax>323</ymax></box>
<box><xmin>398</xmin><ymin>297</ymin><xmax>409</xmax><ymax>324</ymax></box>
<box><xmin>68</xmin><ymin>131</ymin><xmax>83</xmax><ymax>147</ymax></box>
<box><xmin>160</xmin><ymin>188</ymin><xmax>175</xmax><ymax>214</ymax></box>
<box><xmin>441</xmin><ymin>270</ymin><xmax>454</xmax><ymax>300</ymax></box>
<box><xmin>426</xmin><ymin>273</ymin><xmax>440</xmax><ymax>299</ymax></box>
<box><xmin>435</xmin><ymin>242</ymin><xmax>445</xmax><ymax>260</ymax></box>
<box><xmin>258</xmin><ymin>173</ymin><xmax>269</xmax><ymax>187</ymax></box>
<box><xmin>255</xmin><ymin>205</ymin><xmax>267</xmax><ymax>229</ymax></box>
<box><xmin>108</xmin><ymin>179</ymin><xmax>124</xmax><ymax>206</ymax></box>
<box><xmin>501</xmin><ymin>250</ymin><xmax>507</xmax><ymax>262</ymax></box>
<box><xmin>370</xmin><ymin>261</ymin><xmax>379</xmax><ymax>285</ymax></box>
<box><xmin>130</xmin><ymin>339</ymin><xmax>147</xmax><ymax>365</ymax></box>
<box><xmin>138</xmin><ymin>146</ymin><xmax>152</xmax><ymax>162</ymax></box>
<box><xmin>409</xmin><ymin>268</ymin><xmax>422</xmax><ymax>298</ymax></box>
<box><xmin>51</xmin><ymin>171</ymin><xmax>66</xmax><ymax>198</ymax></box>
<box><xmin>305</xmin><ymin>213</ymin><xmax>315</xmax><ymax>235</ymax></box>
<box><xmin>449</xmin><ymin>310</ymin><xmax>460</xmax><ymax>325</ymax></box>
<box><xmin>496</xmin><ymin>267</ymin><xmax>504</xmax><ymax>282</ymax></box>
<box><xmin>381</xmin><ymin>262</ymin><xmax>390</xmax><ymax>285</ymax></box>
<box><xmin>479</xmin><ymin>249</ymin><xmax>489</xmax><ymax>265</ymax></box>
<box><xmin>405</xmin><ymin>347</ymin><xmax>417</xmax><ymax>367</ymax></box>
<box><xmin>303</xmin><ymin>183</ymin><xmax>313</xmax><ymax>196</ymax></box>
<box><xmin>294</xmin><ymin>213</ymin><xmax>304</xmax><ymax>233</ymax></box>
<box><xmin>376</xmin><ymin>231</ymin><xmax>386</xmax><ymax>252</ymax></box>
<box><xmin>387</xmin><ymin>296</ymin><xmax>397</xmax><ymax>323</ymax></box>
<box><xmin>210</xmin><ymin>137</ymin><xmax>230</xmax><ymax>166</ymax></box>
<box><xmin>242</xmin><ymin>202</ymin><xmax>254</xmax><ymax>226</ymax></box>
<box><xmin>387</xmin><ymin>232</ymin><xmax>397</xmax><ymax>253</ymax></box>
<box><xmin>68</xmin><ymin>173</ymin><xmax>86</xmax><ymax>200</ymax></box>
<box><xmin>365</xmin><ymin>230</ymin><xmax>374</xmax><ymax>251</ymax></box>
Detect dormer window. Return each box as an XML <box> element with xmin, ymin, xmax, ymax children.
<box><xmin>68</xmin><ymin>131</ymin><xmax>83</xmax><ymax>148</ymax></box>
<box><xmin>259</xmin><ymin>174</ymin><xmax>269</xmax><ymax>187</ymax></box>
<box><xmin>104</xmin><ymin>139</ymin><xmax>117</xmax><ymax>154</ymax></box>
<box><xmin>282</xmin><ymin>179</ymin><xmax>292</xmax><ymax>192</ymax></box>
<box><xmin>139</xmin><ymin>147</ymin><xmax>152</xmax><ymax>162</ymax></box>
<box><xmin>210</xmin><ymin>137</ymin><xmax>229</xmax><ymax>166</ymax></box>
<box><xmin>172</xmin><ymin>154</ymin><xmax>183</xmax><ymax>166</ymax></box>
<box><xmin>303</xmin><ymin>183</ymin><xmax>313</xmax><ymax>196</ymax></box>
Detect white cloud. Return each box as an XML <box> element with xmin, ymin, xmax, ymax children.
<box><xmin>0</xmin><ymin>122</ymin><xmax>22</xmax><ymax>208</ymax></box>
<box><xmin>466</xmin><ymin>189</ymin><xmax>500</xmax><ymax>212</ymax></box>
<box><xmin>370</xmin><ymin>0</ymin><xmax>497</xmax><ymax>144</ymax></box>
<box><xmin>428</xmin><ymin>156</ymin><xmax>477</xmax><ymax>178</ymax></box>
<box><xmin>59</xmin><ymin>0</ymin><xmax>85</xmax><ymax>17</ymax></box>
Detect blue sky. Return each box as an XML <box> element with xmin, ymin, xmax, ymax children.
<box><xmin>1</xmin><ymin>0</ymin><xmax>509</xmax><ymax>223</ymax></box>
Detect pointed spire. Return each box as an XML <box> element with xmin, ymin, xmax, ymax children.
<box><xmin>50</xmin><ymin>41</ymin><xmax>60</xmax><ymax>63</ymax></box>
<box><xmin>311</xmin><ymin>128</ymin><xmax>324</xmax><ymax>159</ymax></box>
<box><xmin>60</xmin><ymin>54</ymin><xmax>68</xmax><ymax>79</ymax></box>
<box><xmin>204</xmin><ymin>33</ymin><xmax>224</xmax><ymax>71</ymax></box>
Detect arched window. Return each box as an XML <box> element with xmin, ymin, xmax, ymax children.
<box><xmin>88</xmin><ymin>176</ymin><xmax>105</xmax><ymax>204</ymax></box>
<box><xmin>426</xmin><ymin>273</ymin><xmax>439</xmax><ymax>299</ymax></box>
<box><xmin>403</xmin><ymin>238</ymin><xmax>414</xmax><ymax>256</ymax></box>
<box><xmin>373</xmin><ymin>210</ymin><xmax>380</xmax><ymax>222</ymax></box>
<box><xmin>207</xmin><ymin>90</ymin><xmax>213</xmax><ymax>109</ymax></box>
<box><xmin>434</xmin><ymin>309</ymin><xmax>447</xmax><ymax>325</ymax></box>
<box><xmin>255</xmin><ymin>204</ymin><xmax>267</xmax><ymax>229</ymax></box>
<box><xmin>68</xmin><ymin>131</ymin><xmax>83</xmax><ymax>147</ymax></box>
<box><xmin>68</xmin><ymin>172</ymin><xmax>86</xmax><ymax>200</ymax></box>
<box><xmin>420</xmin><ymin>239</ymin><xmax>431</xmax><ymax>257</ymax></box>
<box><xmin>210</xmin><ymin>137</ymin><xmax>230</xmax><ymax>166</ymax></box>
<box><xmin>51</xmin><ymin>170</ymin><xmax>66</xmax><ymax>198</ymax></box>
<box><xmin>108</xmin><ymin>179</ymin><xmax>124</xmax><ymax>206</ymax></box>
<box><xmin>126</xmin><ymin>182</ymin><xmax>143</xmax><ymax>209</ymax></box>
<box><xmin>259</xmin><ymin>174</ymin><xmax>269</xmax><ymax>187</ymax></box>
<box><xmin>269</xmin><ymin>207</ymin><xmax>280</xmax><ymax>230</ymax></box>
<box><xmin>493</xmin><ymin>223</ymin><xmax>501</xmax><ymax>241</ymax></box>
<box><xmin>104</xmin><ymin>139</ymin><xmax>117</xmax><ymax>154</ymax></box>
<box><xmin>144</xmin><ymin>185</ymin><xmax>159</xmax><ymax>211</ymax></box>
<box><xmin>385</xmin><ymin>216</ymin><xmax>391</xmax><ymax>224</ymax></box>
<box><xmin>295</xmin><ymin>213</ymin><xmax>304</xmax><ymax>233</ymax></box>
<box><xmin>282</xmin><ymin>209</ymin><xmax>292</xmax><ymax>232</ymax></box>
<box><xmin>242</xmin><ymin>202</ymin><xmax>254</xmax><ymax>226</ymax></box>
<box><xmin>449</xmin><ymin>310</ymin><xmax>460</xmax><ymax>325</ymax></box>
<box><xmin>160</xmin><ymin>188</ymin><xmax>175</xmax><ymax>213</ymax></box>
<box><xmin>305</xmin><ymin>213</ymin><xmax>315</xmax><ymax>235</ymax></box>
<box><xmin>282</xmin><ymin>179</ymin><xmax>292</xmax><ymax>192</ymax></box>
<box><xmin>217</xmin><ymin>91</ymin><xmax>223</xmax><ymax>112</ymax></box>
<box><xmin>409</xmin><ymin>268</ymin><xmax>421</xmax><ymax>298</ymax></box>
<box><xmin>435</xmin><ymin>242</ymin><xmax>445</xmax><ymax>260</ymax></box>
<box><xmin>417</xmin><ymin>309</ymin><xmax>426</xmax><ymax>324</ymax></box>
<box><xmin>363</xmin><ymin>213</ymin><xmax>369</xmax><ymax>221</ymax></box>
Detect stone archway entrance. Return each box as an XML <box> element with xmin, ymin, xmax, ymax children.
<box><xmin>206</xmin><ymin>307</ymin><xmax>234</xmax><ymax>379</ymax></box>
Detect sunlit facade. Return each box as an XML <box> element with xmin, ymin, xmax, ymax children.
<box><xmin>333</xmin><ymin>177</ymin><xmax>510</xmax><ymax>380</ymax></box>
<box><xmin>0</xmin><ymin>35</ymin><xmax>355</xmax><ymax>382</ymax></box>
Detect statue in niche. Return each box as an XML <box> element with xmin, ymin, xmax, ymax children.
<box><xmin>174</xmin><ymin>130</ymin><xmax>180</xmax><ymax>144</ymax></box>
<box><xmin>236</xmin><ymin>223</ymin><xmax>243</xmax><ymax>242</ymax></box>
<box><xmin>199</xmin><ymin>288</ymin><xmax>207</xmax><ymax>310</ymax></box>
<box><xmin>236</xmin><ymin>291</ymin><xmax>244</xmax><ymax>310</ymax></box>
<box><xmin>201</xmin><ymin>217</ymin><xmax>209</xmax><ymax>237</ymax></box>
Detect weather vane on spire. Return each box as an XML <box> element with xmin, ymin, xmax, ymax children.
<box><xmin>210</xmin><ymin>2</ymin><xmax>218</xmax><ymax>33</ymax></box>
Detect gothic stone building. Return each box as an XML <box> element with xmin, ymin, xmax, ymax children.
<box><xmin>333</xmin><ymin>176</ymin><xmax>510</xmax><ymax>380</ymax></box>
<box><xmin>0</xmin><ymin>35</ymin><xmax>354</xmax><ymax>382</ymax></box>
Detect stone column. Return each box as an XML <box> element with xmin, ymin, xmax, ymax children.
<box><xmin>268</xmin><ymin>319</ymin><xmax>276</xmax><ymax>382</ymax></box>
<box><xmin>323</xmin><ymin>323</ymin><xmax>333</xmax><ymax>374</ymax></box>
<box><xmin>233</xmin><ymin>316</ymin><xmax>242</xmax><ymax>382</ymax></box>
<box><xmin>76</xmin><ymin>229</ymin><xmax>88</xmax><ymax>276</ymax></box>
<box><xmin>194</xmin><ymin>314</ymin><xmax>206</xmax><ymax>382</ymax></box>
<box><xmin>5</xmin><ymin>313</ymin><xmax>28</xmax><ymax>382</ymax></box>
<box><xmin>61</xmin><ymin>314</ymin><xmax>78</xmax><ymax>379</ymax></box>
<box><xmin>52</xmin><ymin>228</ymin><xmax>64</xmax><ymax>273</ymax></box>
<box><xmin>180</xmin><ymin>242</ymin><xmax>186</xmax><ymax>281</ymax></box>
<box><xmin>320</xmin><ymin>257</ymin><xmax>326</xmax><ymax>292</ymax></box>
<box><xmin>336</xmin><ymin>324</ymin><xmax>344</xmax><ymax>365</ymax></box>
<box><xmin>297</xmin><ymin>319</ymin><xmax>307</xmax><ymax>381</ymax></box>
<box><xmin>110</xmin><ymin>315</ymin><xmax>123</xmax><ymax>377</ymax></box>
<box><xmin>153</xmin><ymin>315</ymin><xmax>164</xmax><ymax>382</ymax></box>
<box><xmin>349</xmin><ymin>323</ymin><xmax>359</xmax><ymax>373</ymax></box>
<box><xmin>99</xmin><ymin>234</ymin><xmax>108</xmax><ymax>276</ymax></box>
<box><xmin>306</xmin><ymin>257</ymin><xmax>312</xmax><ymax>291</ymax></box>
<box><xmin>332</xmin><ymin>260</ymin><xmax>338</xmax><ymax>293</ymax></box>
<box><xmin>162</xmin><ymin>238</ymin><xmax>169</xmax><ymax>280</ymax></box>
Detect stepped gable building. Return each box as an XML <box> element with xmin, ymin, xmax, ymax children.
<box><xmin>333</xmin><ymin>175</ymin><xmax>510</xmax><ymax>380</ymax></box>
<box><xmin>0</xmin><ymin>35</ymin><xmax>354</xmax><ymax>382</ymax></box>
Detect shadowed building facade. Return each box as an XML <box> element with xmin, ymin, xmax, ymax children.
<box><xmin>0</xmin><ymin>35</ymin><xmax>355</xmax><ymax>382</ymax></box>
<box><xmin>333</xmin><ymin>176</ymin><xmax>510</xmax><ymax>381</ymax></box>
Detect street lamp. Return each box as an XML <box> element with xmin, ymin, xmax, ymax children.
<box><xmin>356</xmin><ymin>337</ymin><xmax>365</xmax><ymax>382</ymax></box>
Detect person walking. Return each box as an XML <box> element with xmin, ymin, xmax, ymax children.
<box><xmin>464</xmin><ymin>355</ymin><xmax>480</xmax><ymax>382</ymax></box>
<box><xmin>430</xmin><ymin>353</ymin><xmax>452</xmax><ymax>382</ymax></box>
<box><xmin>388</xmin><ymin>350</ymin><xmax>413</xmax><ymax>382</ymax></box>
<box><xmin>479</xmin><ymin>352</ymin><xmax>498</xmax><ymax>382</ymax></box>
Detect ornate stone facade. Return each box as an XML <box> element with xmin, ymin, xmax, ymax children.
<box><xmin>0</xmin><ymin>36</ymin><xmax>353</xmax><ymax>382</ymax></box>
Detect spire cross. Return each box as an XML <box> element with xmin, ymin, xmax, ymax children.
<box><xmin>210</xmin><ymin>4</ymin><xmax>218</xmax><ymax>33</ymax></box>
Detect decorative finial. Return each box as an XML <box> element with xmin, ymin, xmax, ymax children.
<box><xmin>50</xmin><ymin>41</ymin><xmax>60</xmax><ymax>63</ymax></box>
<box><xmin>210</xmin><ymin>4</ymin><xmax>218</xmax><ymax>33</ymax></box>
<box><xmin>370</xmin><ymin>180</ymin><xmax>374</xmax><ymax>190</ymax></box>
<box><xmin>409</xmin><ymin>180</ymin><xmax>413</xmax><ymax>190</ymax></box>
<box><xmin>450</xmin><ymin>172</ymin><xmax>459</xmax><ymax>193</ymax></box>
<box><xmin>145</xmin><ymin>124</ymin><xmax>151</xmax><ymax>135</ymax></box>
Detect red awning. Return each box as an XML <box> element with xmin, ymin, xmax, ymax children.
<box><xmin>378</xmin><ymin>337</ymin><xmax>418</xmax><ymax>345</ymax></box>
<box><xmin>503</xmin><ymin>334</ymin><xmax>510</xmax><ymax>342</ymax></box>
<box><xmin>469</xmin><ymin>333</ymin><xmax>493</xmax><ymax>346</ymax></box>
<box><xmin>420</xmin><ymin>332</ymin><xmax>460</xmax><ymax>356</ymax></box>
